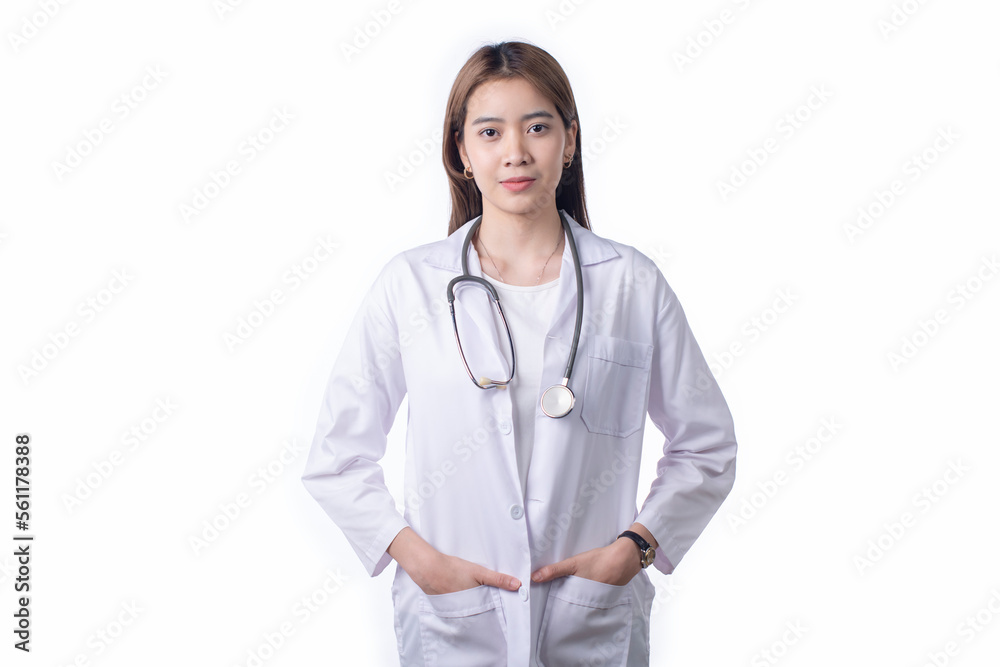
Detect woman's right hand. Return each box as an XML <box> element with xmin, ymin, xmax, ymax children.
<box><xmin>387</xmin><ymin>527</ymin><xmax>521</xmax><ymax>596</ymax></box>
<box><xmin>414</xmin><ymin>551</ymin><xmax>521</xmax><ymax>596</ymax></box>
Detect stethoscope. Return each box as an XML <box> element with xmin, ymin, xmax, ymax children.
<box><xmin>446</xmin><ymin>209</ymin><xmax>584</xmax><ymax>418</ymax></box>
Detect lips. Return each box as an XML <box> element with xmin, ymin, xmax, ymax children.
<box><xmin>500</xmin><ymin>178</ymin><xmax>535</xmax><ymax>192</ymax></box>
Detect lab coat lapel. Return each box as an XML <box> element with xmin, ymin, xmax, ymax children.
<box><xmin>546</xmin><ymin>226</ymin><xmax>579</xmax><ymax>344</ymax></box>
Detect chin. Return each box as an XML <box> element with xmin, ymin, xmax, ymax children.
<box><xmin>491</xmin><ymin>190</ymin><xmax>556</xmax><ymax>217</ymax></box>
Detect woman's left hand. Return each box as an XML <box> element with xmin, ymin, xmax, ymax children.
<box><xmin>530</xmin><ymin>537</ymin><xmax>641</xmax><ymax>586</ymax></box>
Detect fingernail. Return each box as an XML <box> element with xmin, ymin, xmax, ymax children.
<box><xmin>531</xmin><ymin>572</ymin><xmax>542</xmax><ymax>582</ymax></box>
<box><xmin>511</xmin><ymin>577</ymin><xmax>520</xmax><ymax>589</ymax></box>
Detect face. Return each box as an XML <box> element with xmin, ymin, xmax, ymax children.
<box><xmin>456</xmin><ymin>77</ymin><xmax>577</xmax><ymax>222</ymax></box>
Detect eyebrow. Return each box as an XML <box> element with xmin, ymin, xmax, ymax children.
<box><xmin>470</xmin><ymin>110</ymin><xmax>555</xmax><ymax>126</ymax></box>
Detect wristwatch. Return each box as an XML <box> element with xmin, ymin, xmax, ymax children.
<box><xmin>618</xmin><ymin>530</ymin><xmax>655</xmax><ymax>569</ymax></box>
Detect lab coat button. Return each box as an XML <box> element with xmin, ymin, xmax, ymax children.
<box><xmin>509</xmin><ymin>504</ymin><xmax>524</xmax><ymax>520</ymax></box>
<box><xmin>518</xmin><ymin>585</ymin><xmax>528</xmax><ymax>601</ymax></box>
<box><xmin>499</xmin><ymin>420</ymin><xmax>512</xmax><ymax>434</ymax></box>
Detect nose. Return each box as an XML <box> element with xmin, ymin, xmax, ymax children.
<box><xmin>502</xmin><ymin>131</ymin><xmax>529</xmax><ymax>167</ymax></box>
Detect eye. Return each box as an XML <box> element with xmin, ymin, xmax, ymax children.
<box><xmin>528</xmin><ymin>124</ymin><xmax>547</xmax><ymax>133</ymax></box>
<box><xmin>480</xmin><ymin>128</ymin><xmax>499</xmax><ymax>138</ymax></box>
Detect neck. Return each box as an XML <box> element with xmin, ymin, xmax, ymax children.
<box><xmin>474</xmin><ymin>205</ymin><xmax>564</xmax><ymax>286</ymax></box>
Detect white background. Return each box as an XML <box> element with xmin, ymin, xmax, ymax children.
<box><xmin>2</xmin><ymin>1</ymin><xmax>999</xmax><ymax>665</ymax></box>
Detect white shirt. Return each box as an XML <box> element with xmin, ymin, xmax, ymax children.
<box><xmin>301</xmin><ymin>210</ymin><xmax>738</xmax><ymax>666</ymax></box>
<box><xmin>480</xmin><ymin>271</ymin><xmax>562</xmax><ymax>497</ymax></box>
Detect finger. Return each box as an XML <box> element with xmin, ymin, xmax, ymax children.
<box><xmin>477</xmin><ymin>568</ymin><xmax>521</xmax><ymax>591</ymax></box>
<box><xmin>531</xmin><ymin>558</ymin><xmax>574</xmax><ymax>583</ymax></box>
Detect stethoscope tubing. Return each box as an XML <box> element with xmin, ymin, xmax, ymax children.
<box><xmin>561</xmin><ymin>210</ymin><xmax>584</xmax><ymax>383</ymax></box>
<box><xmin>447</xmin><ymin>210</ymin><xmax>583</xmax><ymax>388</ymax></box>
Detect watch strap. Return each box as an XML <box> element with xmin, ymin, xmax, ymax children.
<box><xmin>618</xmin><ymin>530</ymin><xmax>650</xmax><ymax>552</ymax></box>
<box><xmin>618</xmin><ymin>530</ymin><xmax>655</xmax><ymax>568</ymax></box>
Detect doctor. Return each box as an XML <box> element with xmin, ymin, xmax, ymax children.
<box><xmin>301</xmin><ymin>41</ymin><xmax>738</xmax><ymax>666</ymax></box>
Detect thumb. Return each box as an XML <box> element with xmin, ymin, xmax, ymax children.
<box><xmin>477</xmin><ymin>567</ymin><xmax>521</xmax><ymax>591</ymax></box>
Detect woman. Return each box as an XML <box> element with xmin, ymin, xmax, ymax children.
<box><xmin>302</xmin><ymin>40</ymin><xmax>738</xmax><ymax>666</ymax></box>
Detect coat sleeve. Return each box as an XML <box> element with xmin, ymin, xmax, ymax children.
<box><xmin>301</xmin><ymin>255</ymin><xmax>410</xmax><ymax>577</ymax></box>
<box><xmin>634</xmin><ymin>269</ymin><xmax>738</xmax><ymax>575</ymax></box>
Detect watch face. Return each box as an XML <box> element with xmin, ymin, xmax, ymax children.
<box><xmin>642</xmin><ymin>548</ymin><xmax>656</xmax><ymax>568</ymax></box>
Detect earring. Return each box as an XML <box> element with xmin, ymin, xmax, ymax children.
<box><xmin>563</xmin><ymin>155</ymin><xmax>574</xmax><ymax>169</ymax></box>
<box><xmin>463</xmin><ymin>166</ymin><xmax>474</xmax><ymax>180</ymax></box>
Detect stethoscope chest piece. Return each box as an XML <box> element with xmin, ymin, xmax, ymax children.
<box><xmin>540</xmin><ymin>381</ymin><xmax>575</xmax><ymax>418</ymax></box>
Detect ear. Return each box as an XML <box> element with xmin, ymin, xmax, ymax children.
<box><xmin>565</xmin><ymin>119</ymin><xmax>578</xmax><ymax>153</ymax></box>
<box><xmin>455</xmin><ymin>131</ymin><xmax>468</xmax><ymax>167</ymax></box>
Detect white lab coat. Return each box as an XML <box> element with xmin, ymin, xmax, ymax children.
<box><xmin>302</xmin><ymin>210</ymin><xmax>737</xmax><ymax>666</ymax></box>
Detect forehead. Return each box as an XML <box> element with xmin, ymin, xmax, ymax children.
<box><xmin>466</xmin><ymin>77</ymin><xmax>554</xmax><ymax>116</ymax></box>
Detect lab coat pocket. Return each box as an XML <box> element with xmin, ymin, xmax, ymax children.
<box><xmin>581</xmin><ymin>334</ymin><xmax>653</xmax><ymax>438</ymax></box>
<box><xmin>418</xmin><ymin>585</ymin><xmax>508</xmax><ymax>667</ymax></box>
<box><xmin>536</xmin><ymin>575</ymin><xmax>633</xmax><ymax>667</ymax></box>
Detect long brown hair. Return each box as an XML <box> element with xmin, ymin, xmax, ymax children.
<box><xmin>443</xmin><ymin>41</ymin><xmax>591</xmax><ymax>236</ymax></box>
